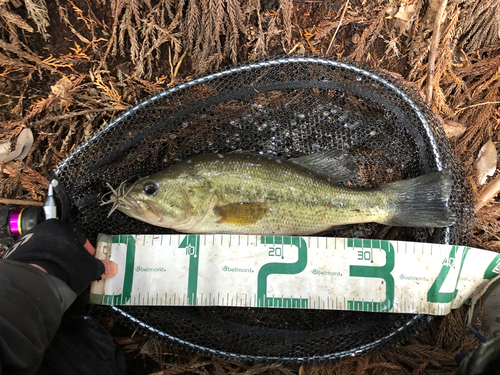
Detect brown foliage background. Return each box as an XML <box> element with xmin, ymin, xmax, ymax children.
<box><xmin>1</xmin><ymin>0</ymin><xmax>500</xmax><ymax>373</ymax></box>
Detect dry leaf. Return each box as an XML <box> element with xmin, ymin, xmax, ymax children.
<box><xmin>51</xmin><ymin>76</ymin><xmax>73</xmax><ymax>107</ymax></box>
<box><xmin>443</xmin><ymin>120</ymin><xmax>466</xmax><ymax>139</ymax></box>
<box><xmin>0</xmin><ymin>141</ymin><xmax>11</xmax><ymax>161</ymax></box>
<box><xmin>476</xmin><ymin>138</ymin><xmax>497</xmax><ymax>184</ymax></box>
<box><xmin>15</xmin><ymin>128</ymin><xmax>34</xmax><ymax>161</ymax></box>
<box><xmin>0</xmin><ymin>129</ymin><xmax>34</xmax><ymax>163</ymax></box>
<box><xmin>394</xmin><ymin>4</ymin><xmax>417</xmax><ymax>22</ymax></box>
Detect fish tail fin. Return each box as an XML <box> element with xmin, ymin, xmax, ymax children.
<box><xmin>378</xmin><ymin>171</ymin><xmax>455</xmax><ymax>227</ymax></box>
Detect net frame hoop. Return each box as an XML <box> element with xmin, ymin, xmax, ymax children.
<box><xmin>111</xmin><ymin>306</ymin><xmax>428</xmax><ymax>363</ymax></box>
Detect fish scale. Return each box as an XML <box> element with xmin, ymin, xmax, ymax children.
<box><xmin>113</xmin><ymin>152</ymin><xmax>454</xmax><ymax>235</ymax></box>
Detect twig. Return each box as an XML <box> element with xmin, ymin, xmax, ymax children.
<box><xmin>173</xmin><ymin>50</ymin><xmax>188</xmax><ymax>81</ymax></box>
<box><xmin>426</xmin><ymin>0</ymin><xmax>448</xmax><ymax>104</ymax></box>
<box><xmin>27</xmin><ymin>107</ymin><xmax>116</xmax><ymax>127</ymax></box>
<box><xmin>455</xmin><ymin>101</ymin><xmax>500</xmax><ymax>114</ymax></box>
<box><xmin>475</xmin><ymin>174</ymin><xmax>500</xmax><ymax>212</ymax></box>
<box><xmin>168</xmin><ymin>47</ymin><xmax>174</xmax><ymax>79</ymax></box>
<box><xmin>0</xmin><ymin>198</ymin><xmax>44</xmax><ymax>206</ymax></box>
<box><xmin>285</xmin><ymin>43</ymin><xmax>302</xmax><ymax>54</ymax></box>
<box><xmin>327</xmin><ymin>0</ymin><xmax>349</xmax><ymax>55</ymax></box>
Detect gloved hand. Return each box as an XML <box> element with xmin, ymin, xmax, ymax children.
<box><xmin>3</xmin><ymin>219</ymin><xmax>117</xmax><ymax>294</ymax></box>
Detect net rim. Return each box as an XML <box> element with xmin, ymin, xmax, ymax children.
<box><xmin>110</xmin><ymin>306</ymin><xmax>430</xmax><ymax>363</ymax></box>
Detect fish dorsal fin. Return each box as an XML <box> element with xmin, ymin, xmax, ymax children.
<box><xmin>215</xmin><ymin>202</ymin><xmax>270</xmax><ymax>225</ymax></box>
<box><xmin>289</xmin><ymin>150</ymin><xmax>358</xmax><ymax>183</ymax></box>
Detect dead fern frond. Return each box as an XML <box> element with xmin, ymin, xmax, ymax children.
<box><xmin>0</xmin><ymin>4</ymin><xmax>34</xmax><ymax>34</ymax></box>
<box><xmin>349</xmin><ymin>5</ymin><xmax>385</xmax><ymax>61</ymax></box>
<box><xmin>0</xmin><ymin>39</ymin><xmax>56</xmax><ymax>72</ymax></box>
<box><xmin>24</xmin><ymin>96</ymin><xmax>56</xmax><ymax>124</ymax></box>
<box><xmin>191</xmin><ymin>0</ymin><xmax>247</xmax><ymax>74</ymax></box>
<box><xmin>54</xmin><ymin>0</ymin><xmax>92</xmax><ymax>45</ymax></box>
<box><xmin>428</xmin><ymin>6</ymin><xmax>460</xmax><ymax>115</ymax></box>
<box><xmin>455</xmin><ymin>82</ymin><xmax>500</xmax><ymax>166</ymax></box>
<box><xmin>459</xmin><ymin>0</ymin><xmax>500</xmax><ymax>53</ymax></box>
<box><xmin>118</xmin><ymin>0</ymin><xmax>142</xmax><ymax>62</ymax></box>
<box><xmin>24</xmin><ymin>0</ymin><xmax>50</xmax><ymax>39</ymax></box>
<box><xmin>41</xmin><ymin>55</ymin><xmax>73</xmax><ymax>69</ymax></box>
<box><xmin>453</xmin><ymin>56</ymin><xmax>500</xmax><ymax>108</ymax></box>
<box><xmin>226</xmin><ymin>0</ymin><xmax>246</xmax><ymax>62</ymax></box>
<box><xmin>279</xmin><ymin>0</ymin><xmax>293</xmax><ymax>47</ymax></box>
<box><xmin>92</xmin><ymin>72</ymin><xmax>128</xmax><ymax>110</ymax></box>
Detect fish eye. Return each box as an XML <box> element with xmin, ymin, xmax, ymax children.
<box><xmin>143</xmin><ymin>184</ymin><xmax>157</xmax><ymax>196</ymax></box>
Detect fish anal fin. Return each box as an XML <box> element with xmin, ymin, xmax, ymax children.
<box><xmin>215</xmin><ymin>202</ymin><xmax>270</xmax><ymax>225</ymax></box>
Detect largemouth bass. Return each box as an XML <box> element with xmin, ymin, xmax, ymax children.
<box><xmin>108</xmin><ymin>152</ymin><xmax>455</xmax><ymax>235</ymax></box>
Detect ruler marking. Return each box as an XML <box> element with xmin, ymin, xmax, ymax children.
<box><xmin>95</xmin><ymin>234</ymin><xmax>492</xmax><ymax>315</ymax></box>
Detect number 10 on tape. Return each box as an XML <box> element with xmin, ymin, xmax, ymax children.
<box><xmin>90</xmin><ymin>234</ymin><xmax>500</xmax><ymax>315</ymax></box>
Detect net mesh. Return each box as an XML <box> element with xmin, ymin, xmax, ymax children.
<box><xmin>53</xmin><ymin>56</ymin><xmax>474</xmax><ymax>363</ymax></box>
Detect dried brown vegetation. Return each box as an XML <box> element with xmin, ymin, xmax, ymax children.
<box><xmin>1</xmin><ymin>0</ymin><xmax>500</xmax><ymax>373</ymax></box>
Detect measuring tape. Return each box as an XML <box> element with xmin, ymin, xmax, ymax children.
<box><xmin>90</xmin><ymin>234</ymin><xmax>500</xmax><ymax>315</ymax></box>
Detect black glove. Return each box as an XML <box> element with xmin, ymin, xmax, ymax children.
<box><xmin>3</xmin><ymin>219</ymin><xmax>105</xmax><ymax>295</ymax></box>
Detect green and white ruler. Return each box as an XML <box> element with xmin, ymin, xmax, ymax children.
<box><xmin>90</xmin><ymin>234</ymin><xmax>500</xmax><ymax>315</ymax></box>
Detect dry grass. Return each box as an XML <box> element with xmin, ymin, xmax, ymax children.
<box><xmin>1</xmin><ymin>0</ymin><xmax>500</xmax><ymax>373</ymax></box>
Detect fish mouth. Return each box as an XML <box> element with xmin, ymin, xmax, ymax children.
<box><xmin>116</xmin><ymin>195</ymin><xmax>144</xmax><ymax>217</ymax></box>
<box><xmin>116</xmin><ymin>196</ymin><xmax>164</xmax><ymax>224</ymax></box>
<box><xmin>102</xmin><ymin>190</ymin><xmax>145</xmax><ymax>219</ymax></box>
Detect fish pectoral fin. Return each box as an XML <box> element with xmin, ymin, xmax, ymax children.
<box><xmin>186</xmin><ymin>180</ymin><xmax>214</xmax><ymax>205</ymax></box>
<box><xmin>214</xmin><ymin>202</ymin><xmax>270</xmax><ymax>225</ymax></box>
